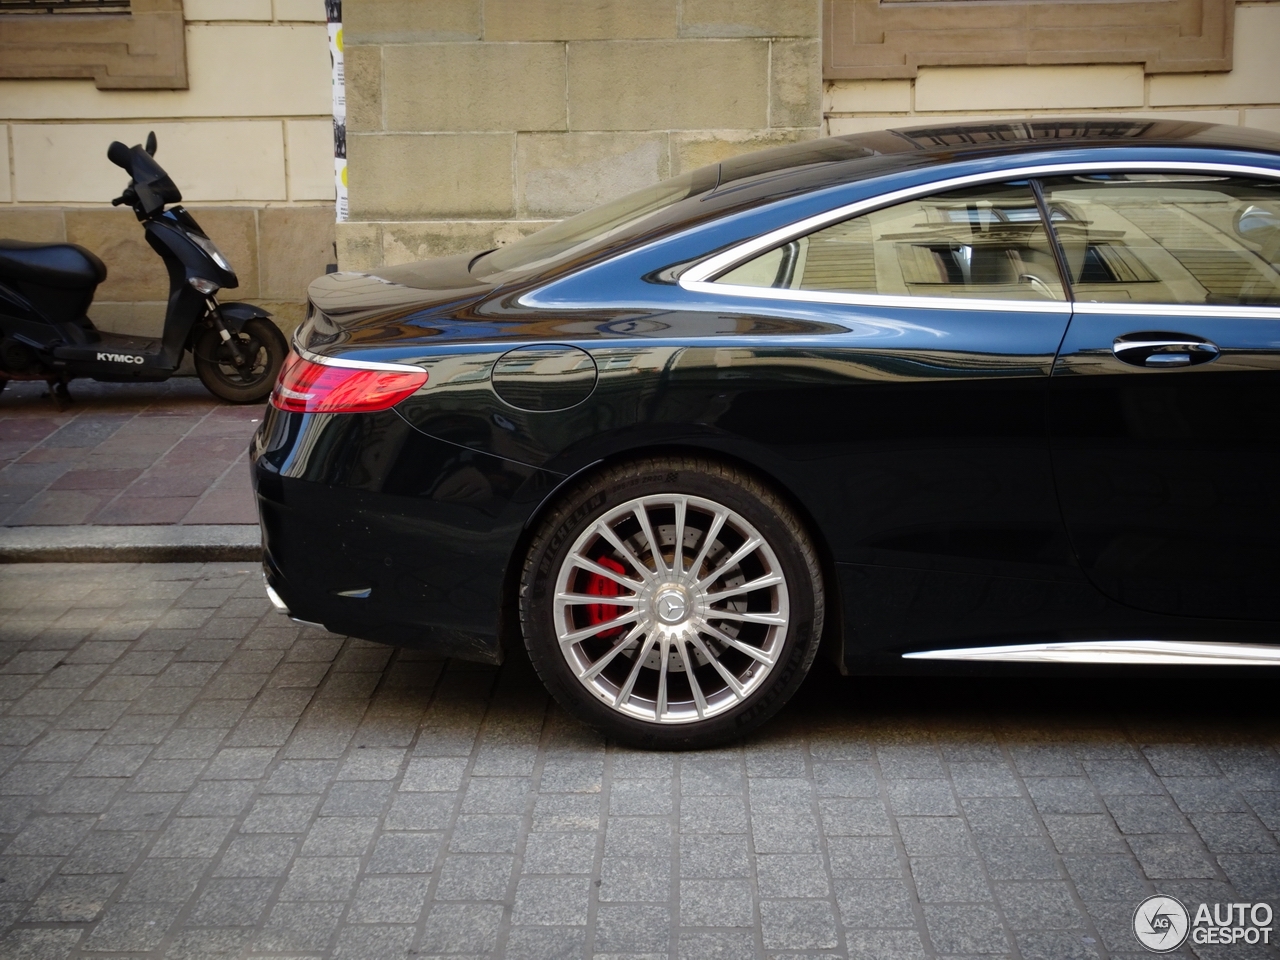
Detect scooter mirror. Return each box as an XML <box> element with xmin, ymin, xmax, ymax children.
<box><xmin>145</xmin><ymin>131</ymin><xmax>157</xmax><ymax>157</ymax></box>
<box><xmin>107</xmin><ymin>141</ymin><xmax>133</xmax><ymax>174</ymax></box>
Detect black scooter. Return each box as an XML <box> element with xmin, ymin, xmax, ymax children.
<box><xmin>0</xmin><ymin>132</ymin><xmax>286</xmax><ymax>403</ymax></box>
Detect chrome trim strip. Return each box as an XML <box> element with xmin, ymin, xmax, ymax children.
<box><xmin>264</xmin><ymin>582</ymin><xmax>290</xmax><ymax>616</ymax></box>
<box><xmin>294</xmin><ymin>340</ymin><xmax>423</xmax><ymax>374</ymax></box>
<box><xmin>265</xmin><ymin>579</ymin><xmax>326</xmax><ymax>628</ymax></box>
<box><xmin>1072</xmin><ymin>301</ymin><xmax>1280</xmax><ymax>321</ymax></box>
<box><xmin>689</xmin><ymin>282</ymin><xmax>1072</xmax><ymax>314</ymax></box>
<box><xmin>679</xmin><ymin>161</ymin><xmax>1280</xmax><ymax>312</ymax></box>
<box><xmin>1112</xmin><ymin>339</ymin><xmax>1214</xmax><ymax>353</ymax></box>
<box><xmin>903</xmin><ymin>640</ymin><xmax>1280</xmax><ymax>665</ymax></box>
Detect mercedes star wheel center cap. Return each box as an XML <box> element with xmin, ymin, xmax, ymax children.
<box><xmin>655</xmin><ymin>589</ymin><xmax>688</xmax><ymax>624</ymax></box>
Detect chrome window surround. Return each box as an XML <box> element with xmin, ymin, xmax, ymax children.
<box><xmin>678</xmin><ymin>161</ymin><xmax>1280</xmax><ymax>318</ymax></box>
<box><xmin>1072</xmin><ymin>300</ymin><xmax>1280</xmax><ymax>320</ymax></box>
<box><xmin>294</xmin><ymin>340</ymin><xmax>423</xmax><ymax>374</ymax></box>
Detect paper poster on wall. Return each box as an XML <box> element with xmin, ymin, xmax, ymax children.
<box><xmin>327</xmin><ymin>0</ymin><xmax>347</xmax><ymax>222</ymax></box>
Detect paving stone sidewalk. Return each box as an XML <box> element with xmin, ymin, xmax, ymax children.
<box><xmin>0</xmin><ymin>380</ymin><xmax>262</xmax><ymax>527</ymax></box>
<box><xmin>1</xmin><ymin>563</ymin><xmax>1278</xmax><ymax>959</ymax></box>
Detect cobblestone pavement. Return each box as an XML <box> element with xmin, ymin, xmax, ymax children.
<box><xmin>0</xmin><ymin>563</ymin><xmax>1277</xmax><ymax>960</ymax></box>
<box><xmin>0</xmin><ymin>380</ymin><xmax>262</xmax><ymax>527</ymax></box>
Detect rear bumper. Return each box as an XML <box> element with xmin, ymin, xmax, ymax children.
<box><xmin>251</xmin><ymin>405</ymin><xmax>564</xmax><ymax>663</ymax></box>
<box><xmin>262</xmin><ymin>578</ymin><xmax>324</xmax><ymax>629</ymax></box>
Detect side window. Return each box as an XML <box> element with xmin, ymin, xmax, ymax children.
<box><xmin>714</xmin><ymin>182</ymin><xmax>1066</xmax><ymax>301</ymax></box>
<box><xmin>1038</xmin><ymin>174</ymin><xmax>1280</xmax><ymax>307</ymax></box>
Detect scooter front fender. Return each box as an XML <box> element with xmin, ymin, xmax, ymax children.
<box><xmin>218</xmin><ymin>301</ymin><xmax>273</xmax><ymax>333</ymax></box>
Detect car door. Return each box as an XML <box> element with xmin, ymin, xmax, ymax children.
<box><xmin>1044</xmin><ymin>171</ymin><xmax>1280</xmax><ymax>620</ymax></box>
<box><xmin>693</xmin><ymin>179</ymin><xmax>1077</xmax><ymax>596</ymax></box>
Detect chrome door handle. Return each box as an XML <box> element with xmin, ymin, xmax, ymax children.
<box><xmin>1112</xmin><ymin>332</ymin><xmax>1220</xmax><ymax>368</ymax></box>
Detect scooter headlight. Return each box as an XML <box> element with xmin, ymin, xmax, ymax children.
<box><xmin>189</xmin><ymin>232</ymin><xmax>233</xmax><ymax>272</ymax></box>
<box><xmin>188</xmin><ymin>276</ymin><xmax>220</xmax><ymax>295</ymax></box>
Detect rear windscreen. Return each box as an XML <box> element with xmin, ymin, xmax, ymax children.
<box><xmin>470</xmin><ymin>167</ymin><xmax>718</xmax><ymax>282</ymax></box>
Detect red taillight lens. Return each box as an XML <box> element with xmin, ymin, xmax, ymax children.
<box><xmin>270</xmin><ymin>353</ymin><xmax>427</xmax><ymax>414</ymax></box>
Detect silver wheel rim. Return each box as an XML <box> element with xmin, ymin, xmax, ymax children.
<box><xmin>553</xmin><ymin>493</ymin><xmax>790</xmax><ymax>725</ymax></box>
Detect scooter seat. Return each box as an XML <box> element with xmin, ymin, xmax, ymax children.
<box><xmin>0</xmin><ymin>240</ymin><xmax>107</xmax><ymax>289</ymax></box>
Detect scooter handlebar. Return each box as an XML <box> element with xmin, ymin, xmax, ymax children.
<box><xmin>111</xmin><ymin>184</ymin><xmax>138</xmax><ymax>208</ymax></box>
<box><xmin>107</xmin><ymin>140</ymin><xmax>133</xmax><ymax>174</ymax></box>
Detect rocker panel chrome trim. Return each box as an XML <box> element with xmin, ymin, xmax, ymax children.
<box><xmin>902</xmin><ymin>640</ymin><xmax>1280</xmax><ymax>665</ymax></box>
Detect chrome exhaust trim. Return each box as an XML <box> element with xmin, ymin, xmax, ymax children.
<box><xmin>903</xmin><ymin>639</ymin><xmax>1280</xmax><ymax>666</ymax></box>
<box><xmin>263</xmin><ymin>578</ymin><xmax>326</xmax><ymax>630</ymax></box>
<box><xmin>264</xmin><ymin>581</ymin><xmax>290</xmax><ymax>616</ymax></box>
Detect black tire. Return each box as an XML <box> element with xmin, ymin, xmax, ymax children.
<box><xmin>519</xmin><ymin>456</ymin><xmax>824</xmax><ymax>749</ymax></box>
<box><xmin>193</xmin><ymin>317</ymin><xmax>286</xmax><ymax>404</ymax></box>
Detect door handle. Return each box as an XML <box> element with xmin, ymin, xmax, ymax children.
<box><xmin>1112</xmin><ymin>332</ymin><xmax>1220</xmax><ymax>368</ymax></box>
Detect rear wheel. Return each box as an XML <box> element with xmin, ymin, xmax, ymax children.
<box><xmin>520</xmin><ymin>456</ymin><xmax>824</xmax><ymax>749</ymax></box>
<box><xmin>193</xmin><ymin>317</ymin><xmax>286</xmax><ymax>404</ymax></box>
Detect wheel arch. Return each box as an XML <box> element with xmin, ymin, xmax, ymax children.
<box><xmin>180</xmin><ymin>301</ymin><xmax>274</xmax><ymax>354</ymax></box>
<box><xmin>496</xmin><ymin>441</ymin><xmax>845</xmax><ymax>672</ymax></box>
<box><xmin>217</xmin><ymin>301</ymin><xmax>273</xmax><ymax>333</ymax></box>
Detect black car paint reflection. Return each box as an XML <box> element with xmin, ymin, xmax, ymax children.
<box><xmin>253</xmin><ymin>119</ymin><xmax>1280</xmax><ymax>671</ymax></box>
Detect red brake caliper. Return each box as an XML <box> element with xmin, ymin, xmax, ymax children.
<box><xmin>583</xmin><ymin>556</ymin><xmax>627</xmax><ymax>639</ymax></box>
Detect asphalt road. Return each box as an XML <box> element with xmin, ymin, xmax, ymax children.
<box><xmin>0</xmin><ymin>562</ymin><xmax>1276</xmax><ymax>959</ymax></box>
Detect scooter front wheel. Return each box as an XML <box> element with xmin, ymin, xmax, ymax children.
<box><xmin>193</xmin><ymin>317</ymin><xmax>286</xmax><ymax>404</ymax></box>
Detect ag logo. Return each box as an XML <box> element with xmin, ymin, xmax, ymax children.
<box><xmin>1134</xmin><ymin>895</ymin><xmax>1190</xmax><ymax>952</ymax></box>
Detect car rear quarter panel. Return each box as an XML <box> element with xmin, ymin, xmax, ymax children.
<box><xmin>273</xmin><ymin>143</ymin><xmax>1280</xmax><ymax>664</ymax></box>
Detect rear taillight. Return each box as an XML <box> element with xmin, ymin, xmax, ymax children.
<box><xmin>270</xmin><ymin>352</ymin><xmax>428</xmax><ymax>414</ymax></box>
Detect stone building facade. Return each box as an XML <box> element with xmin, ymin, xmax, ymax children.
<box><xmin>0</xmin><ymin>0</ymin><xmax>336</xmax><ymax>340</ymax></box>
<box><xmin>823</xmin><ymin>0</ymin><xmax>1280</xmax><ymax>138</ymax></box>
<box><xmin>2</xmin><ymin>0</ymin><xmax>1279</xmax><ymax>323</ymax></box>
<box><xmin>337</xmin><ymin>0</ymin><xmax>823</xmax><ymax>271</ymax></box>
<box><xmin>339</xmin><ymin>0</ymin><xmax>1280</xmax><ymax>273</ymax></box>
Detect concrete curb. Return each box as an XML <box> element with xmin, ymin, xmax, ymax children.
<box><xmin>0</xmin><ymin>525</ymin><xmax>262</xmax><ymax>563</ymax></box>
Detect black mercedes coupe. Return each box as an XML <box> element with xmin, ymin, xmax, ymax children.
<box><xmin>253</xmin><ymin>119</ymin><xmax>1280</xmax><ymax>747</ymax></box>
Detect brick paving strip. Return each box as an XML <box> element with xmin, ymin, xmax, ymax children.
<box><xmin>0</xmin><ymin>380</ymin><xmax>263</xmax><ymax>531</ymax></box>
<box><xmin>0</xmin><ymin>563</ymin><xmax>1277</xmax><ymax>959</ymax></box>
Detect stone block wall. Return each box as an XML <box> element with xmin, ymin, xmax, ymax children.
<box><xmin>824</xmin><ymin>2</ymin><xmax>1280</xmax><ymax>141</ymax></box>
<box><xmin>338</xmin><ymin>0</ymin><xmax>824</xmax><ymax>271</ymax></box>
<box><xmin>13</xmin><ymin>0</ymin><xmax>1272</xmax><ymax>314</ymax></box>
<box><xmin>0</xmin><ymin>2</ymin><xmax>336</xmax><ymax>341</ymax></box>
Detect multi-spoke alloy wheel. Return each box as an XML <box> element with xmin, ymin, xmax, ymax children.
<box><xmin>521</xmin><ymin>457</ymin><xmax>824</xmax><ymax>748</ymax></box>
<box><xmin>555</xmin><ymin>494</ymin><xmax>789</xmax><ymax>723</ymax></box>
